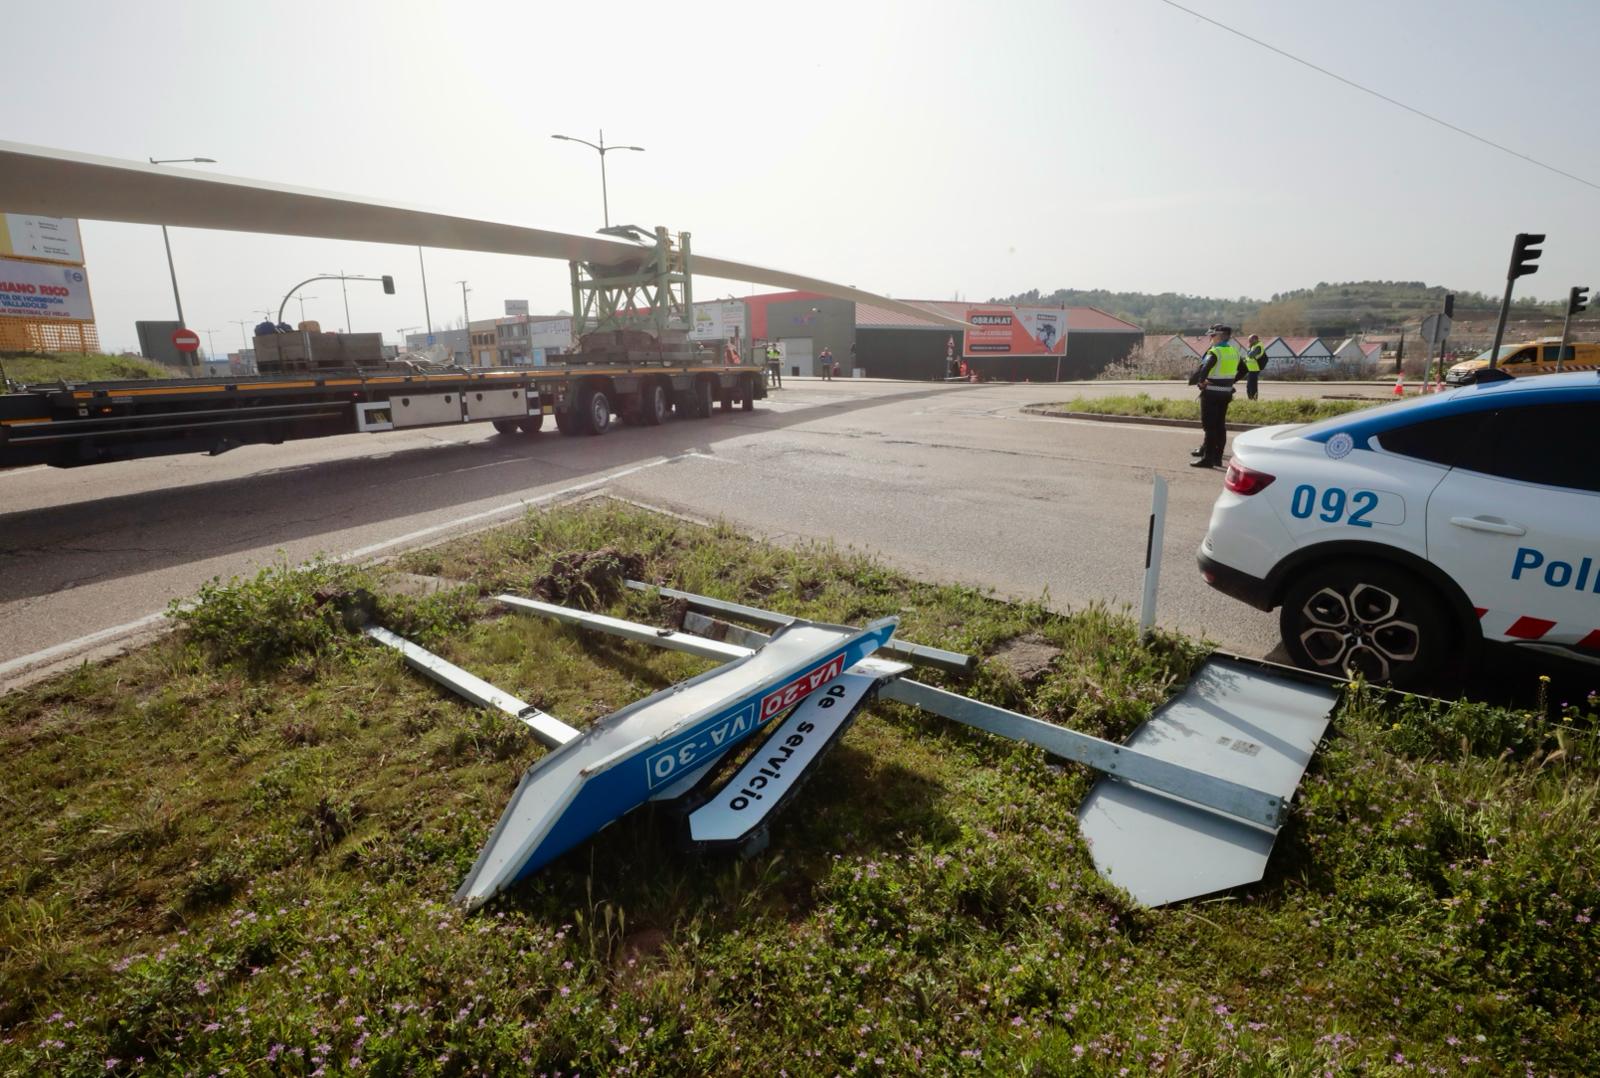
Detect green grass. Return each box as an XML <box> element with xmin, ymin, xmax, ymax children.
<box><xmin>1</xmin><ymin>352</ymin><xmax>170</xmax><ymax>389</ymax></box>
<box><xmin>2</xmin><ymin>501</ymin><xmax>1596</xmax><ymax>1075</ymax></box>
<box><xmin>1048</xmin><ymin>393</ymin><xmax>1381</xmax><ymax>425</ymax></box>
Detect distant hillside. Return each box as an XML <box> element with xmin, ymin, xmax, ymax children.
<box><xmin>994</xmin><ymin>281</ymin><xmax>1562</xmax><ymax>336</ymax></box>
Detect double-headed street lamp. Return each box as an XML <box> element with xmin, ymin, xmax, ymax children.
<box><xmin>550</xmin><ymin>130</ymin><xmax>644</xmax><ymax>228</ymax></box>
<box><xmin>147</xmin><ymin>156</ymin><xmax>217</xmax><ymax>329</ymax></box>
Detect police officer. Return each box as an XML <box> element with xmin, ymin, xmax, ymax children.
<box><xmin>1188</xmin><ymin>324</ymin><xmax>1240</xmax><ymax>467</ymax></box>
<box><xmin>1244</xmin><ymin>333</ymin><xmax>1267</xmax><ymax>400</ymax></box>
<box><xmin>765</xmin><ymin>340</ymin><xmax>783</xmax><ymax>389</ymax></box>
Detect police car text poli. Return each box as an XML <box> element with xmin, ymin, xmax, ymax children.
<box><xmin>1197</xmin><ymin>371</ymin><xmax>1600</xmax><ymax>686</ymax></box>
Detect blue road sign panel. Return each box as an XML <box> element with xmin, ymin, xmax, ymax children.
<box><xmin>455</xmin><ymin>617</ymin><xmax>898</xmax><ymax>910</ymax></box>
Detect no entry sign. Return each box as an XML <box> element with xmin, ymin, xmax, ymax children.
<box><xmin>171</xmin><ymin>328</ymin><xmax>201</xmax><ymax>352</ymax></box>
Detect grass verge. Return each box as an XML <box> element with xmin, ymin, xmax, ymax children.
<box><xmin>1047</xmin><ymin>393</ymin><xmax>1381</xmax><ymax>425</ymax></box>
<box><xmin>2</xmin><ymin>353</ymin><xmax>170</xmax><ymax>389</ymax></box>
<box><xmin>2</xmin><ymin>500</ymin><xmax>1596</xmax><ymax>1074</ymax></box>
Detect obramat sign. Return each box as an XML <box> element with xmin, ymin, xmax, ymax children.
<box><xmin>963</xmin><ymin>305</ymin><xmax>1067</xmax><ymax>357</ymax></box>
<box><xmin>0</xmin><ymin>256</ymin><xmax>95</xmax><ymax>321</ymax></box>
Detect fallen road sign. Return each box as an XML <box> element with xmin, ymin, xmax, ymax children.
<box><xmin>1075</xmin><ymin>655</ymin><xmax>1337</xmax><ymax>906</ymax></box>
<box><xmin>453</xmin><ymin>615</ymin><xmax>899</xmax><ymax>911</ymax></box>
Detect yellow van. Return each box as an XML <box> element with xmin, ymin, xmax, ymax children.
<box><xmin>1444</xmin><ymin>338</ymin><xmax>1600</xmax><ymax>384</ymax></box>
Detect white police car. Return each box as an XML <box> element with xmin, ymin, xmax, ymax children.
<box><xmin>1197</xmin><ymin>371</ymin><xmax>1600</xmax><ymax>686</ymax></box>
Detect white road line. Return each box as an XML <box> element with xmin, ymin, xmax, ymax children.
<box><xmin>0</xmin><ymin>450</ymin><xmax>735</xmax><ymax>681</ymax></box>
<box><xmin>337</xmin><ymin>452</ymin><xmax>717</xmax><ymax>562</ymax></box>
<box><xmin>0</xmin><ymin>611</ymin><xmax>167</xmax><ymax>679</ymax></box>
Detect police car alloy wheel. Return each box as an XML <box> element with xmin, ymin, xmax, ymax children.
<box><xmin>1279</xmin><ymin>559</ymin><xmax>1448</xmax><ymax>685</ymax></box>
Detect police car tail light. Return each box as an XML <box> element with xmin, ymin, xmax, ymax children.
<box><xmin>1224</xmin><ymin>461</ymin><xmax>1275</xmax><ymax>496</ymax></box>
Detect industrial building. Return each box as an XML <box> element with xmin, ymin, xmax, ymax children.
<box><xmin>737</xmin><ymin>292</ymin><xmax>1142</xmax><ymax>380</ymax></box>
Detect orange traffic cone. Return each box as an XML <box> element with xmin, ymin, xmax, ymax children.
<box><xmin>1393</xmin><ymin>374</ymin><xmax>1405</xmax><ymax>396</ymax></box>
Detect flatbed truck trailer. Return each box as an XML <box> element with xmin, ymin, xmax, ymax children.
<box><xmin>0</xmin><ymin>358</ymin><xmax>765</xmax><ymax>469</ymax></box>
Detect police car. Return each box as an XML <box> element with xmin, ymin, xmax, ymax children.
<box><xmin>1197</xmin><ymin>371</ymin><xmax>1600</xmax><ymax>686</ymax></box>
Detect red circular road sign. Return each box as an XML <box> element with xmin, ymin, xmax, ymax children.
<box><xmin>171</xmin><ymin>328</ymin><xmax>201</xmax><ymax>352</ymax></box>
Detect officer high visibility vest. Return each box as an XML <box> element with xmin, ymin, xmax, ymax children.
<box><xmin>1204</xmin><ymin>343</ymin><xmax>1241</xmax><ymax>389</ymax></box>
<box><xmin>1244</xmin><ymin>342</ymin><xmax>1264</xmax><ymax>372</ymax></box>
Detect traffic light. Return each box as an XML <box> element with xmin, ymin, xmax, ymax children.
<box><xmin>1508</xmin><ymin>232</ymin><xmax>1545</xmax><ymax>279</ymax></box>
<box><xmin>1569</xmin><ymin>286</ymin><xmax>1589</xmax><ymax>316</ymax></box>
<box><xmin>1443</xmin><ymin>293</ymin><xmax>1454</xmax><ymax>318</ymax></box>
<box><xmin>381</xmin><ymin>274</ymin><xmax>396</xmax><ymax>295</ymax></box>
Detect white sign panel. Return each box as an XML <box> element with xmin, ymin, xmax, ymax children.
<box><xmin>687</xmin><ymin>671</ymin><xmax>876</xmax><ymax>844</ymax></box>
<box><xmin>529</xmin><ymin>317</ymin><xmax>572</xmax><ymax>350</ymax></box>
<box><xmin>2</xmin><ymin>215</ymin><xmax>84</xmax><ymax>264</ymax></box>
<box><xmin>691</xmin><ymin>300</ymin><xmax>746</xmax><ymax>342</ymax></box>
<box><xmin>504</xmin><ymin>299</ymin><xmax>529</xmax><ymax>317</ymax></box>
<box><xmin>0</xmin><ymin>257</ymin><xmax>95</xmax><ymax>321</ymax></box>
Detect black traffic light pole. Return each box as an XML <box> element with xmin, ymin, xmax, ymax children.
<box><xmin>276</xmin><ymin>274</ymin><xmax>396</xmax><ymax>327</ymax></box>
<box><xmin>1558</xmin><ymin>286</ymin><xmax>1588</xmax><ymax>372</ymax></box>
<box><xmin>1488</xmin><ymin>233</ymin><xmax>1543</xmax><ymax>371</ymax></box>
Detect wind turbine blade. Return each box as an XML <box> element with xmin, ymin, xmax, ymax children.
<box><xmin>0</xmin><ymin>141</ymin><xmax>968</xmax><ymax>329</ymax></box>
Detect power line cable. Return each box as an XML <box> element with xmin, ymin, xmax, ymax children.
<box><xmin>1153</xmin><ymin>0</ymin><xmax>1600</xmax><ymax>192</ymax></box>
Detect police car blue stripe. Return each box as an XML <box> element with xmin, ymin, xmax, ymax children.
<box><xmin>1299</xmin><ymin>373</ymin><xmax>1600</xmax><ymax>450</ymax></box>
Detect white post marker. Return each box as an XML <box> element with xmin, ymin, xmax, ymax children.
<box><xmin>1139</xmin><ymin>476</ymin><xmax>1168</xmax><ymax>641</ymax></box>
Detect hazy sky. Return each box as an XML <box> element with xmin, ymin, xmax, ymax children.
<box><xmin>8</xmin><ymin>0</ymin><xmax>1600</xmax><ymax>353</ymax></box>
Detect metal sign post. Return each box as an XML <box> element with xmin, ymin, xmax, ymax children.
<box><xmin>1139</xmin><ymin>476</ymin><xmax>1168</xmax><ymax>641</ymax></box>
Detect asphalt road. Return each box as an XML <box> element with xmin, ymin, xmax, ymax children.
<box><xmin>0</xmin><ymin>378</ymin><xmax>1399</xmax><ymax>686</ymax></box>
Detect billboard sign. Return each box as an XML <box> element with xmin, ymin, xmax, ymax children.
<box><xmin>1</xmin><ymin>215</ymin><xmax>84</xmax><ymax>264</ymax></box>
<box><xmin>690</xmin><ymin>300</ymin><xmax>746</xmax><ymax>342</ymax></box>
<box><xmin>963</xmin><ymin>306</ymin><xmax>1066</xmax><ymax>357</ymax></box>
<box><xmin>0</xmin><ymin>257</ymin><xmax>95</xmax><ymax>321</ymax></box>
<box><xmin>504</xmin><ymin>299</ymin><xmax>529</xmax><ymax>317</ymax></box>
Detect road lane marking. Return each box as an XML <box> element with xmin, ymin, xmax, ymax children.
<box><xmin>0</xmin><ymin>611</ymin><xmax>167</xmax><ymax>679</ymax></box>
<box><xmin>0</xmin><ymin>450</ymin><xmax>735</xmax><ymax>681</ymax></box>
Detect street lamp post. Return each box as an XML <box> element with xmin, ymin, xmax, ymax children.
<box><xmin>204</xmin><ymin>329</ymin><xmax>218</xmax><ymax>360</ymax></box>
<box><xmin>149</xmin><ymin>156</ymin><xmax>216</xmax><ymax>372</ymax></box>
<box><xmin>550</xmin><ymin>130</ymin><xmax>644</xmax><ymax>228</ymax></box>
<box><xmin>148</xmin><ymin>153</ymin><xmax>219</xmax><ymax>324</ymax></box>
<box><xmin>296</xmin><ymin>295</ymin><xmax>318</xmax><ymax>323</ymax></box>
<box><xmin>231</xmin><ymin>319</ymin><xmax>251</xmax><ymax>349</ymax></box>
<box><xmin>457</xmin><ymin>280</ymin><xmax>472</xmax><ymax>364</ymax></box>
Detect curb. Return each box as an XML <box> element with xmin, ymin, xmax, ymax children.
<box><xmin>1020</xmin><ymin>407</ymin><xmax>1261</xmax><ymax>432</ymax></box>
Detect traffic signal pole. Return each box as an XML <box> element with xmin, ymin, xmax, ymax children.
<box><xmin>1558</xmin><ymin>286</ymin><xmax>1587</xmax><ymax>373</ymax></box>
<box><xmin>1489</xmin><ymin>232</ymin><xmax>1544</xmax><ymax>372</ymax></box>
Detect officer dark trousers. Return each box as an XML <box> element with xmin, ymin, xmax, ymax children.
<box><xmin>1246</xmin><ymin>370</ymin><xmax>1259</xmax><ymax>400</ymax></box>
<box><xmin>1199</xmin><ymin>391</ymin><xmax>1230</xmax><ymax>464</ymax></box>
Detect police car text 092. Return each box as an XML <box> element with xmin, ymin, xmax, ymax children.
<box><xmin>1196</xmin><ymin>371</ymin><xmax>1600</xmax><ymax>687</ymax></box>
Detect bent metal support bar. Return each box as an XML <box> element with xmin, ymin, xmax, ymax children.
<box><xmin>623</xmin><ymin>579</ymin><xmax>977</xmax><ymax>675</ymax></box>
<box><xmin>364</xmin><ymin>625</ymin><xmax>577</xmax><ymax>748</ymax></box>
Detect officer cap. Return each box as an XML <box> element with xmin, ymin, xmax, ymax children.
<box><xmin>1209</xmin><ymin>323</ymin><xmax>1232</xmax><ymax>336</ymax></box>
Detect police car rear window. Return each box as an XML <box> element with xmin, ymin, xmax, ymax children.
<box><xmin>1373</xmin><ymin>411</ymin><xmax>1490</xmax><ymax>467</ymax></box>
<box><xmin>1378</xmin><ymin>402</ymin><xmax>1598</xmax><ymax>492</ymax></box>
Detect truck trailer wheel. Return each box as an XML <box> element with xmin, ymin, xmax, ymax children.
<box><xmin>642</xmin><ymin>382</ymin><xmax>669</xmax><ymax>426</ymax></box>
<box><xmin>493</xmin><ymin>419</ymin><xmax>520</xmax><ymax>435</ymax></box>
<box><xmin>518</xmin><ymin>415</ymin><xmax>543</xmax><ymax>434</ymax></box>
<box><xmin>578</xmin><ymin>386</ymin><xmax>613</xmax><ymax>436</ymax></box>
<box><xmin>740</xmin><ymin>376</ymin><xmax>755</xmax><ymax>411</ymax></box>
<box><xmin>693</xmin><ymin>379</ymin><xmax>714</xmax><ymax>419</ymax></box>
<box><xmin>555</xmin><ymin>408</ymin><xmax>579</xmax><ymax>436</ymax></box>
